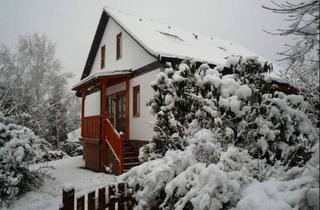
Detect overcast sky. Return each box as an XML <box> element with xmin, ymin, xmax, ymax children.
<box><xmin>0</xmin><ymin>0</ymin><xmax>291</xmax><ymax>87</ymax></box>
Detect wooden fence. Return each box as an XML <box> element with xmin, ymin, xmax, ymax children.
<box><xmin>59</xmin><ymin>183</ymin><xmax>136</xmax><ymax>210</ymax></box>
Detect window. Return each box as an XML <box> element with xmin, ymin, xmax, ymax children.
<box><xmin>133</xmin><ymin>85</ymin><xmax>140</xmax><ymax>117</ymax></box>
<box><xmin>101</xmin><ymin>45</ymin><xmax>105</xmax><ymax>69</ymax></box>
<box><xmin>116</xmin><ymin>32</ymin><xmax>122</xmax><ymax>60</ymax></box>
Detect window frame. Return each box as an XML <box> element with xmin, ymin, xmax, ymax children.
<box><xmin>133</xmin><ymin>85</ymin><xmax>140</xmax><ymax>118</ymax></box>
<box><xmin>101</xmin><ymin>45</ymin><xmax>105</xmax><ymax>69</ymax></box>
<box><xmin>116</xmin><ymin>32</ymin><xmax>122</xmax><ymax>60</ymax></box>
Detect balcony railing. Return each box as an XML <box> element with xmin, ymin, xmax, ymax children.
<box><xmin>105</xmin><ymin>117</ymin><xmax>124</xmax><ymax>173</ymax></box>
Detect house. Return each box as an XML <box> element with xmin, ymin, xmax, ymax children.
<box><xmin>72</xmin><ymin>8</ymin><xmax>290</xmax><ymax>174</ymax></box>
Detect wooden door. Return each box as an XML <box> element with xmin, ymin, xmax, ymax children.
<box><xmin>116</xmin><ymin>92</ymin><xmax>126</xmax><ymax>134</ymax></box>
<box><xmin>106</xmin><ymin>91</ymin><xmax>126</xmax><ymax>134</ymax></box>
<box><xmin>107</xmin><ymin>95</ymin><xmax>116</xmax><ymax>126</ymax></box>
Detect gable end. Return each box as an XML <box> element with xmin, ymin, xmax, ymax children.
<box><xmin>81</xmin><ymin>11</ymin><xmax>109</xmax><ymax>80</ymax></box>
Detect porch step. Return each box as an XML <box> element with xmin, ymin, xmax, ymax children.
<box><xmin>122</xmin><ymin>140</ymin><xmax>140</xmax><ymax>172</ymax></box>
<box><xmin>124</xmin><ymin>157</ymin><xmax>139</xmax><ymax>163</ymax></box>
<box><xmin>124</xmin><ymin>162</ymin><xmax>140</xmax><ymax>170</ymax></box>
<box><xmin>124</xmin><ymin>151</ymin><xmax>138</xmax><ymax>156</ymax></box>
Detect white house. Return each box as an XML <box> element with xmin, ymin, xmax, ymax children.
<box><xmin>72</xmin><ymin>8</ymin><xmax>287</xmax><ymax>174</ymax></box>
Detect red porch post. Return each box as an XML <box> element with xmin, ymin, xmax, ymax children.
<box><xmin>125</xmin><ymin>79</ymin><xmax>130</xmax><ymax>139</ymax></box>
<box><xmin>80</xmin><ymin>88</ymin><xmax>87</xmax><ymax>137</ymax></box>
<box><xmin>100</xmin><ymin>79</ymin><xmax>107</xmax><ymax>171</ymax></box>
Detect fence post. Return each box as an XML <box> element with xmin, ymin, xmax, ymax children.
<box><xmin>62</xmin><ymin>187</ymin><xmax>75</xmax><ymax>210</ymax></box>
<box><xmin>118</xmin><ymin>183</ymin><xmax>125</xmax><ymax>210</ymax></box>
<box><xmin>98</xmin><ymin>187</ymin><xmax>106</xmax><ymax>210</ymax></box>
<box><xmin>127</xmin><ymin>185</ymin><xmax>134</xmax><ymax>210</ymax></box>
<box><xmin>109</xmin><ymin>185</ymin><xmax>116</xmax><ymax>210</ymax></box>
<box><xmin>76</xmin><ymin>195</ymin><xmax>84</xmax><ymax>210</ymax></box>
<box><xmin>88</xmin><ymin>191</ymin><xmax>95</xmax><ymax>210</ymax></box>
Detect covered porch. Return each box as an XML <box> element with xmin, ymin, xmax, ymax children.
<box><xmin>73</xmin><ymin>70</ymin><xmax>136</xmax><ymax>174</ymax></box>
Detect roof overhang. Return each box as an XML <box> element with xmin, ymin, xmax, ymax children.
<box><xmin>72</xmin><ymin>70</ymin><xmax>132</xmax><ymax>92</ymax></box>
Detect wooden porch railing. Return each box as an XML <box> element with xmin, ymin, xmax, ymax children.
<box><xmin>82</xmin><ymin>116</ymin><xmax>101</xmax><ymax>139</ymax></box>
<box><xmin>105</xmin><ymin>118</ymin><xmax>124</xmax><ymax>173</ymax></box>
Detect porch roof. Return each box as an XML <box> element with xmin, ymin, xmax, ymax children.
<box><xmin>72</xmin><ymin>69</ymin><xmax>132</xmax><ymax>90</ymax></box>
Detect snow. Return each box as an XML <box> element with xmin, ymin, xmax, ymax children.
<box><xmin>235</xmin><ymin>85</ymin><xmax>252</xmax><ymax>99</ymax></box>
<box><xmin>67</xmin><ymin>128</ymin><xmax>80</xmax><ymax>143</ymax></box>
<box><xmin>104</xmin><ymin>7</ymin><xmax>258</xmax><ymax>66</ymax></box>
<box><xmin>8</xmin><ymin>157</ymin><xmax>115</xmax><ymax>210</ymax></box>
<box><xmin>72</xmin><ymin>69</ymin><xmax>131</xmax><ymax>90</ymax></box>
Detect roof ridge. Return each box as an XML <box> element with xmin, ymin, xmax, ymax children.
<box><xmin>103</xmin><ymin>6</ymin><xmax>214</xmax><ymax>40</ymax></box>
<box><xmin>103</xmin><ymin>6</ymin><xmax>173</xmax><ymax>27</ymax></box>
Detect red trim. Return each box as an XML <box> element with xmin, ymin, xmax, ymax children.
<box><xmin>125</xmin><ymin>80</ymin><xmax>130</xmax><ymax>139</ymax></box>
<box><xmin>100</xmin><ymin>80</ymin><xmax>107</xmax><ymax>170</ymax></box>
<box><xmin>116</xmin><ymin>32</ymin><xmax>122</xmax><ymax>60</ymax></box>
<box><xmin>101</xmin><ymin>45</ymin><xmax>105</xmax><ymax>69</ymax></box>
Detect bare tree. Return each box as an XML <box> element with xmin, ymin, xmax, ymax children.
<box><xmin>0</xmin><ymin>33</ymin><xmax>79</xmax><ymax>146</ymax></box>
<box><xmin>263</xmin><ymin>0</ymin><xmax>319</xmax><ymax>126</ymax></box>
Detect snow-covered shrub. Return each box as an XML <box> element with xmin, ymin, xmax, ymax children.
<box><xmin>145</xmin><ymin>61</ymin><xmax>198</xmax><ymax>158</ymax></box>
<box><xmin>58</xmin><ymin>141</ymin><xmax>82</xmax><ymax>157</ymax></box>
<box><xmin>143</xmin><ymin>56</ymin><xmax>318</xmax><ymax>168</ymax></box>
<box><xmin>129</xmin><ymin>57</ymin><xmax>319</xmax><ymax>209</ymax></box>
<box><xmin>120</xmin><ymin>129</ymin><xmax>264</xmax><ymax>209</ymax></box>
<box><xmin>234</xmin><ymin>143</ymin><xmax>319</xmax><ymax>210</ymax></box>
<box><xmin>0</xmin><ymin>122</ymin><xmax>51</xmax><ymax>207</ymax></box>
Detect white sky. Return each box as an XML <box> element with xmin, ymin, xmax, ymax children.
<box><xmin>0</xmin><ymin>0</ymin><xmax>291</xmax><ymax>87</ymax></box>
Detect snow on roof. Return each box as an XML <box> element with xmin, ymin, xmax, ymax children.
<box><xmin>72</xmin><ymin>69</ymin><xmax>131</xmax><ymax>90</ymax></box>
<box><xmin>105</xmin><ymin>8</ymin><xmax>258</xmax><ymax>66</ymax></box>
<box><xmin>265</xmin><ymin>64</ymin><xmax>287</xmax><ymax>83</ymax></box>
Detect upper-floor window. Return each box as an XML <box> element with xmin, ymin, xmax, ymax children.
<box><xmin>101</xmin><ymin>45</ymin><xmax>105</xmax><ymax>69</ymax></box>
<box><xmin>133</xmin><ymin>85</ymin><xmax>140</xmax><ymax>117</ymax></box>
<box><xmin>116</xmin><ymin>32</ymin><xmax>122</xmax><ymax>60</ymax></box>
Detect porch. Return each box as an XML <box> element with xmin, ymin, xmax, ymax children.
<box><xmin>72</xmin><ymin>70</ymin><xmax>140</xmax><ymax>174</ymax></box>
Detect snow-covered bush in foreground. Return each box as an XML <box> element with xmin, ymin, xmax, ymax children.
<box><xmin>121</xmin><ymin>129</ymin><xmax>319</xmax><ymax>210</ymax></box>
<box><xmin>0</xmin><ymin>122</ymin><xmax>51</xmax><ymax>207</ymax></box>
<box><xmin>120</xmin><ymin>129</ymin><xmax>257</xmax><ymax>209</ymax></box>
<box><xmin>234</xmin><ymin>143</ymin><xmax>319</xmax><ymax>210</ymax></box>
<box><xmin>122</xmin><ymin>57</ymin><xmax>319</xmax><ymax>210</ymax></box>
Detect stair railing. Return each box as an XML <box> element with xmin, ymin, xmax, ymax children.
<box><xmin>105</xmin><ymin>117</ymin><xmax>124</xmax><ymax>173</ymax></box>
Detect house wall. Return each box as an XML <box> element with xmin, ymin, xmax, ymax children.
<box><xmin>84</xmin><ymin>91</ymin><xmax>101</xmax><ymax>117</ymax></box>
<box><xmin>129</xmin><ymin>68</ymin><xmax>161</xmax><ymax>141</ymax></box>
<box><xmin>90</xmin><ymin>18</ymin><xmax>156</xmax><ymax>75</ymax></box>
<box><xmin>107</xmin><ymin>81</ymin><xmax>126</xmax><ymax>96</ymax></box>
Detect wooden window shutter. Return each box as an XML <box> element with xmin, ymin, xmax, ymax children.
<box><xmin>101</xmin><ymin>45</ymin><xmax>105</xmax><ymax>69</ymax></box>
<box><xmin>116</xmin><ymin>32</ymin><xmax>122</xmax><ymax>60</ymax></box>
<box><xmin>133</xmin><ymin>85</ymin><xmax>140</xmax><ymax>117</ymax></box>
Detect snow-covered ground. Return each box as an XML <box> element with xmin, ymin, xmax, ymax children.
<box><xmin>8</xmin><ymin>156</ymin><xmax>115</xmax><ymax>210</ymax></box>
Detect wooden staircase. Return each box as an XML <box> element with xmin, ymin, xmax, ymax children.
<box><xmin>123</xmin><ymin>140</ymin><xmax>140</xmax><ymax>172</ymax></box>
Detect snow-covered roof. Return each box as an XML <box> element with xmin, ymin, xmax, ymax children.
<box><xmin>72</xmin><ymin>69</ymin><xmax>131</xmax><ymax>90</ymax></box>
<box><xmin>76</xmin><ymin>8</ymin><xmax>288</xmax><ymax>88</ymax></box>
<box><xmin>105</xmin><ymin>8</ymin><xmax>258</xmax><ymax>66</ymax></box>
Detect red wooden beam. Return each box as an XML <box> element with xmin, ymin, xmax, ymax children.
<box><xmin>100</xmin><ymin>79</ymin><xmax>107</xmax><ymax>171</ymax></box>
<box><xmin>125</xmin><ymin>79</ymin><xmax>130</xmax><ymax>139</ymax></box>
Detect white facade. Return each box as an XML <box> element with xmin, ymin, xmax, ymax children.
<box><xmin>107</xmin><ymin>81</ymin><xmax>126</xmax><ymax>96</ymax></box>
<box><xmin>83</xmin><ymin>16</ymin><xmax>163</xmax><ymax>141</ymax></box>
<box><xmin>84</xmin><ymin>91</ymin><xmax>101</xmax><ymax>117</ymax></box>
<box><xmin>90</xmin><ymin>18</ymin><xmax>156</xmax><ymax>75</ymax></box>
<box><xmin>129</xmin><ymin>68</ymin><xmax>161</xmax><ymax>141</ymax></box>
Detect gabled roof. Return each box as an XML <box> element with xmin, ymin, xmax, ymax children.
<box><xmin>105</xmin><ymin>8</ymin><xmax>258</xmax><ymax>65</ymax></box>
<box><xmin>80</xmin><ymin>8</ymin><xmax>285</xmax><ymax>83</ymax></box>
<box><xmin>81</xmin><ymin>11</ymin><xmax>109</xmax><ymax>80</ymax></box>
<box><xmin>81</xmin><ymin>8</ymin><xmax>259</xmax><ymax>80</ymax></box>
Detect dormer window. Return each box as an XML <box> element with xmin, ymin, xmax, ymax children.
<box><xmin>101</xmin><ymin>45</ymin><xmax>105</xmax><ymax>69</ymax></box>
<box><xmin>116</xmin><ymin>32</ymin><xmax>122</xmax><ymax>60</ymax></box>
